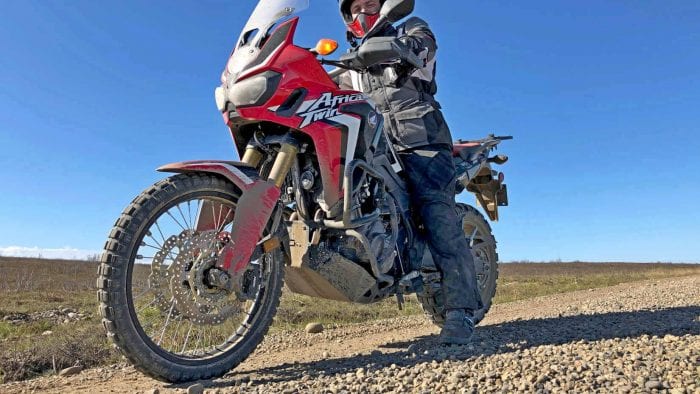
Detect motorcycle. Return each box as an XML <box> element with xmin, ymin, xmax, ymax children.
<box><xmin>97</xmin><ymin>0</ymin><xmax>511</xmax><ymax>383</ymax></box>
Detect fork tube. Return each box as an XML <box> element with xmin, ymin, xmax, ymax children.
<box><xmin>241</xmin><ymin>147</ymin><xmax>263</xmax><ymax>168</ymax></box>
<box><xmin>267</xmin><ymin>143</ymin><xmax>298</xmax><ymax>188</ymax></box>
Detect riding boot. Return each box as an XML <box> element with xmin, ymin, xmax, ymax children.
<box><xmin>438</xmin><ymin>309</ymin><xmax>475</xmax><ymax>345</ymax></box>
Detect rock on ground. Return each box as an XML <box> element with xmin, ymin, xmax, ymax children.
<box><xmin>305</xmin><ymin>322</ymin><xmax>324</xmax><ymax>334</ymax></box>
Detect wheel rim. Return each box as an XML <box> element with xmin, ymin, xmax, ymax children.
<box><xmin>127</xmin><ymin>195</ymin><xmax>271</xmax><ymax>360</ymax></box>
<box><xmin>462</xmin><ymin>221</ymin><xmax>494</xmax><ymax>293</ymax></box>
<box><xmin>471</xmin><ymin>243</ymin><xmax>492</xmax><ymax>292</ymax></box>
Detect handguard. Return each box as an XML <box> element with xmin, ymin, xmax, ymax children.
<box><xmin>340</xmin><ymin>37</ymin><xmax>424</xmax><ymax>69</ymax></box>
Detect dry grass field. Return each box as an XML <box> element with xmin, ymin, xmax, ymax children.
<box><xmin>0</xmin><ymin>256</ymin><xmax>697</xmax><ymax>383</ymax></box>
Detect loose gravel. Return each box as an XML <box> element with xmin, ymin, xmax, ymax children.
<box><xmin>2</xmin><ymin>275</ymin><xmax>698</xmax><ymax>393</ymax></box>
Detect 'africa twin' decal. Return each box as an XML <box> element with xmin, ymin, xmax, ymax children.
<box><xmin>265</xmin><ymin>92</ymin><xmax>370</xmax><ymax>166</ymax></box>
<box><xmin>296</xmin><ymin>93</ymin><xmax>367</xmax><ymax>128</ymax></box>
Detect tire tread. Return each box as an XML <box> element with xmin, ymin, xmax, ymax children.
<box><xmin>97</xmin><ymin>173</ymin><xmax>284</xmax><ymax>382</ymax></box>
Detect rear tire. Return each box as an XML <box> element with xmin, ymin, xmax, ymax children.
<box><xmin>417</xmin><ymin>203</ymin><xmax>499</xmax><ymax>326</ymax></box>
<box><xmin>97</xmin><ymin>173</ymin><xmax>284</xmax><ymax>382</ymax></box>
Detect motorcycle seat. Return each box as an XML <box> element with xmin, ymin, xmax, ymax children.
<box><xmin>452</xmin><ymin>142</ymin><xmax>482</xmax><ymax>160</ymax></box>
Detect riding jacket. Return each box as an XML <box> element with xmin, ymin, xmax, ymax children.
<box><xmin>338</xmin><ymin>17</ymin><xmax>452</xmax><ymax>151</ymax></box>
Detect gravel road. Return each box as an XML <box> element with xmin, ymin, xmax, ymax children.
<box><xmin>2</xmin><ymin>274</ymin><xmax>698</xmax><ymax>394</ymax></box>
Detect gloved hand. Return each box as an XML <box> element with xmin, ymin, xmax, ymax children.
<box><xmin>340</xmin><ymin>37</ymin><xmax>423</xmax><ymax>70</ymax></box>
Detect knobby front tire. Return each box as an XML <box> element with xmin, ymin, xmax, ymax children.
<box><xmin>97</xmin><ymin>173</ymin><xmax>284</xmax><ymax>382</ymax></box>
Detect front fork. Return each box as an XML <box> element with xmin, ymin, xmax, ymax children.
<box><xmin>242</xmin><ymin>143</ymin><xmax>298</xmax><ymax>188</ymax></box>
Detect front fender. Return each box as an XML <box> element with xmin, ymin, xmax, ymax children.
<box><xmin>158</xmin><ymin>160</ymin><xmax>260</xmax><ymax>192</ymax></box>
<box><xmin>158</xmin><ymin>160</ymin><xmax>281</xmax><ymax>274</ymax></box>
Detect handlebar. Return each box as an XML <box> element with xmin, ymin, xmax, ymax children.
<box><xmin>327</xmin><ymin>67</ymin><xmax>347</xmax><ymax>80</ymax></box>
<box><xmin>321</xmin><ymin>37</ymin><xmax>424</xmax><ymax>74</ymax></box>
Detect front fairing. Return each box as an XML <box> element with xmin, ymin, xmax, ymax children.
<box><xmin>215</xmin><ymin>1</ymin><xmax>374</xmax><ymax>212</ymax></box>
<box><xmin>223</xmin><ymin>0</ymin><xmax>309</xmax><ymax>84</ymax></box>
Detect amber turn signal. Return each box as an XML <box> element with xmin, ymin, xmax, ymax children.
<box><xmin>315</xmin><ymin>39</ymin><xmax>338</xmax><ymax>56</ymax></box>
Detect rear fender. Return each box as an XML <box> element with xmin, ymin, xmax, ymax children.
<box><xmin>158</xmin><ymin>160</ymin><xmax>281</xmax><ymax>274</ymax></box>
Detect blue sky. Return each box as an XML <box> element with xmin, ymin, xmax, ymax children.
<box><xmin>1</xmin><ymin>0</ymin><xmax>698</xmax><ymax>262</ymax></box>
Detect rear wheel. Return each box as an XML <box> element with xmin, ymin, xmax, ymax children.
<box><xmin>97</xmin><ymin>173</ymin><xmax>284</xmax><ymax>382</ymax></box>
<box><xmin>417</xmin><ymin>203</ymin><xmax>499</xmax><ymax>326</ymax></box>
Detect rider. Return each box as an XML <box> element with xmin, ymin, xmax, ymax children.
<box><xmin>336</xmin><ymin>0</ymin><xmax>483</xmax><ymax>345</ymax></box>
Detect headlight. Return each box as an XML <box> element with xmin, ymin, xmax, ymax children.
<box><xmin>228</xmin><ymin>71</ymin><xmax>282</xmax><ymax>108</ymax></box>
<box><xmin>214</xmin><ymin>86</ymin><xmax>227</xmax><ymax>112</ymax></box>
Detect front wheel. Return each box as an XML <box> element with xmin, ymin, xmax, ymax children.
<box><xmin>417</xmin><ymin>203</ymin><xmax>499</xmax><ymax>326</ymax></box>
<box><xmin>97</xmin><ymin>173</ymin><xmax>284</xmax><ymax>382</ymax></box>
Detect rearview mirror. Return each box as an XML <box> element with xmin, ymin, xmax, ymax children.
<box><xmin>381</xmin><ymin>0</ymin><xmax>415</xmax><ymax>22</ymax></box>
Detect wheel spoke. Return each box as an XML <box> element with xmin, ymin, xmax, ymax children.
<box><xmin>154</xmin><ymin>221</ymin><xmax>168</xmax><ymax>246</ymax></box>
<box><xmin>202</xmin><ymin>326</ymin><xmax>210</xmax><ymax>354</ymax></box>
<box><xmin>167</xmin><ymin>316</ymin><xmax>184</xmax><ymax>352</ymax></box>
<box><xmin>157</xmin><ymin>299</ymin><xmax>176</xmax><ymax>346</ymax></box>
<box><xmin>193</xmin><ymin>328</ymin><xmax>204</xmax><ymax>355</ymax></box>
<box><xmin>166</xmin><ymin>211</ymin><xmax>188</xmax><ymax>233</ymax></box>
<box><xmin>176</xmin><ymin>203</ymin><xmax>193</xmax><ymax>231</ymax></box>
<box><xmin>132</xmin><ymin>287</ymin><xmax>152</xmax><ymax>302</ymax></box>
<box><xmin>473</xmin><ymin>240</ymin><xmax>496</xmax><ymax>249</ymax></box>
<box><xmin>137</xmin><ymin>297</ymin><xmax>158</xmax><ymax>313</ymax></box>
<box><xmin>142</xmin><ymin>242</ymin><xmax>165</xmax><ymax>251</ymax></box>
<box><xmin>181</xmin><ymin>321</ymin><xmax>194</xmax><ymax>353</ymax></box>
<box><xmin>212</xmin><ymin>203</ymin><xmax>221</xmax><ymax>231</ymax></box>
<box><xmin>187</xmin><ymin>200</ymin><xmax>194</xmax><ymax>230</ymax></box>
<box><xmin>147</xmin><ymin>231</ymin><xmax>179</xmax><ymax>263</ymax></box>
<box><xmin>147</xmin><ymin>234</ymin><xmax>165</xmax><ymax>250</ymax></box>
<box><xmin>193</xmin><ymin>199</ymin><xmax>203</xmax><ymax>230</ymax></box>
<box><xmin>467</xmin><ymin>227</ymin><xmax>478</xmax><ymax>247</ymax></box>
<box><xmin>216</xmin><ymin>210</ymin><xmax>233</xmax><ymax>233</ymax></box>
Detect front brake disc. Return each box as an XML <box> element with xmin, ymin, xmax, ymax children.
<box><xmin>148</xmin><ymin>231</ymin><xmax>194</xmax><ymax>314</ymax></box>
<box><xmin>168</xmin><ymin>231</ymin><xmax>242</xmax><ymax>325</ymax></box>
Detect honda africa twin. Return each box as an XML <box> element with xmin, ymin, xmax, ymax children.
<box><xmin>97</xmin><ymin>0</ymin><xmax>511</xmax><ymax>382</ymax></box>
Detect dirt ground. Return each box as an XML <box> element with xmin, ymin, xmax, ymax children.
<box><xmin>2</xmin><ymin>274</ymin><xmax>698</xmax><ymax>393</ymax></box>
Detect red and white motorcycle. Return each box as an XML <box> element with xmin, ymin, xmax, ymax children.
<box><xmin>97</xmin><ymin>0</ymin><xmax>510</xmax><ymax>382</ymax></box>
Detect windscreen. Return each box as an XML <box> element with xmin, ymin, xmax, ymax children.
<box><xmin>226</xmin><ymin>0</ymin><xmax>309</xmax><ymax>76</ymax></box>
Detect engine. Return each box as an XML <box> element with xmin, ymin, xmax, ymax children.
<box><xmin>284</xmin><ymin>187</ymin><xmax>400</xmax><ymax>304</ymax></box>
<box><xmin>283</xmin><ymin>146</ymin><xmax>404</xmax><ymax>303</ymax></box>
<box><xmin>335</xmin><ymin>216</ymin><xmax>396</xmax><ymax>274</ymax></box>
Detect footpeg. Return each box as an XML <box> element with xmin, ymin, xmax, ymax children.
<box><xmin>398</xmin><ymin>270</ymin><xmax>423</xmax><ymax>293</ymax></box>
